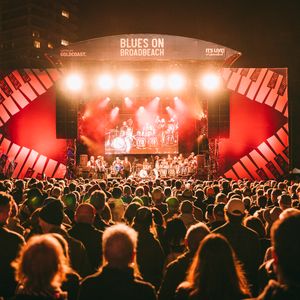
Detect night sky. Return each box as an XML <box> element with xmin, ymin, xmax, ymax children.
<box><xmin>78</xmin><ymin>0</ymin><xmax>300</xmax><ymax>168</ymax></box>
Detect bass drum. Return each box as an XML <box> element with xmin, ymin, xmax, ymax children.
<box><xmin>139</xmin><ymin>169</ymin><xmax>148</xmax><ymax>178</ymax></box>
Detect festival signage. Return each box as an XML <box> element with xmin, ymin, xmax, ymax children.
<box><xmin>55</xmin><ymin>34</ymin><xmax>241</xmax><ymax>63</ymax></box>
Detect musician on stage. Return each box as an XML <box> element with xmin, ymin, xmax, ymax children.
<box><xmin>122</xmin><ymin>156</ymin><xmax>131</xmax><ymax>179</ymax></box>
<box><xmin>87</xmin><ymin>155</ymin><xmax>97</xmax><ymax>178</ymax></box>
<box><xmin>112</xmin><ymin>156</ymin><xmax>123</xmax><ymax>177</ymax></box>
<box><xmin>95</xmin><ymin>155</ymin><xmax>107</xmax><ymax>179</ymax></box>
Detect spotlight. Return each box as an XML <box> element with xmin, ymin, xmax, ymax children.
<box><xmin>149</xmin><ymin>74</ymin><xmax>165</xmax><ymax>91</ymax></box>
<box><xmin>110</xmin><ymin>106</ymin><xmax>119</xmax><ymax>120</ymax></box>
<box><xmin>124</xmin><ymin>97</ymin><xmax>133</xmax><ymax>108</ymax></box>
<box><xmin>201</xmin><ymin>73</ymin><xmax>221</xmax><ymax>91</ymax></box>
<box><xmin>117</xmin><ymin>74</ymin><xmax>135</xmax><ymax>91</ymax></box>
<box><xmin>168</xmin><ymin>73</ymin><xmax>185</xmax><ymax>91</ymax></box>
<box><xmin>65</xmin><ymin>73</ymin><xmax>84</xmax><ymax>92</ymax></box>
<box><xmin>97</xmin><ymin>74</ymin><xmax>113</xmax><ymax>91</ymax></box>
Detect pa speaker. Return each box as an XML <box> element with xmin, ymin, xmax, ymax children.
<box><xmin>56</xmin><ymin>87</ymin><xmax>78</xmax><ymax>139</ymax></box>
<box><xmin>207</xmin><ymin>90</ymin><xmax>230</xmax><ymax>138</ymax></box>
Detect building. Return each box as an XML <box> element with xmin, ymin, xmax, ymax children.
<box><xmin>0</xmin><ymin>0</ymin><xmax>79</xmax><ymax>69</ymax></box>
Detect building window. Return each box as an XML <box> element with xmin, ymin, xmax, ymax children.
<box><xmin>48</xmin><ymin>42</ymin><xmax>54</xmax><ymax>49</ymax></box>
<box><xmin>32</xmin><ymin>31</ymin><xmax>40</xmax><ymax>38</ymax></box>
<box><xmin>61</xmin><ymin>39</ymin><xmax>69</xmax><ymax>46</ymax></box>
<box><xmin>33</xmin><ymin>40</ymin><xmax>41</xmax><ymax>48</ymax></box>
<box><xmin>61</xmin><ymin>10</ymin><xmax>70</xmax><ymax>18</ymax></box>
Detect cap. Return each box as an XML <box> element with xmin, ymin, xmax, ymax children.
<box><xmin>225</xmin><ymin>199</ymin><xmax>245</xmax><ymax>216</ymax></box>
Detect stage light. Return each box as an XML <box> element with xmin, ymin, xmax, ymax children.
<box><xmin>149</xmin><ymin>74</ymin><xmax>165</xmax><ymax>91</ymax></box>
<box><xmin>124</xmin><ymin>97</ymin><xmax>133</xmax><ymax>108</ymax></box>
<box><xmin>65</xmin><ymin>73</ymin><xmax>84</xmax><ymax>92</ymax></box>
<box><xmin>97</xmin><ymin>74</ymin><xmax>113</xmax><ymax>91</ymax></box>
<box><xmin>110</xmin><ymin>106</ymin><xmax>119</xmax><ymax>120</ymax></box>
<box><xmin>99</xmin><ymin>97</ymin><xmax>111</xmax><ymax>108</ymax></box>
<box><xmin>117</xmin><ymin>74</ymin><xmax>135</xmax><ymax>91</ymax></box>
<box><xmin>168</xmin><ymin>73</ymin><xmax>185</xmax><ymax>91</ymax></box>
<box><xmin>201</xmin><ymin>73</ymin><xmax>221</xmax><ymax>91</ymax></box>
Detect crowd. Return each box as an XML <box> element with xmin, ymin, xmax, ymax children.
<box><xmin>0</xmin><ymin>176</ymin><xmax>299</xmax><ymax>300</ymax></box>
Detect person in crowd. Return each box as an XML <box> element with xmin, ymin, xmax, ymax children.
<box><xmin>68</xmin><ymin>203</ymin><xmax>103</xmax><ymax>272</ymax></box>
<box><xmin>122</xmin><ymin>185</ymin><xmax>133</xmax><ymax>204</ymax></box>
<box><xmin>51</xmin><ymin>233</ymin><xmax>81</xmax><ymax>300</ymax></box>
<box><xmin>123</xmin><ymin>202</ymin><xmax>142</xmax><ymax>226</ymax></box>
<box><xmin>78</xmin><ymin>223</ymin><xmax>157</xmax><ymax>300</ymax></box>
<box><xmin>151</xmin><ymin>207</ymin><xmax>166</xmax><ymax>252</ymax></box>
<box><xmin>214</xmin><ymin>198</ymin><xmax>261</xmax><ymax>295</ymax></box>
<box><xmin>204</xmin><ymin>204</ymin><xmax>214</xmax><ymax>228</ymax></box>
<box><xmin>158</xmin><ymin>223</ymin><xmax>210</xmax><ymax>300</ymax></box>
<box><xmin>62</xmin><ymin>192</ymin><xmax>78</xmax><ymax>223</ymax></box>
<box><xmin>178</xmin><ymin>200</ymin><xmax>198</xmax><ymax>229</ymax></box>
<box><xmin>0</xmin><ymin>192</ymin><xmax>25</xmax><ymax>299</ymax></box>
<box><xmin>210</xmin><ymin>203</ymin><xmax>226</xmax><ymax>230</ymax></box>
<box><xmin>5</xmin><ymin>199</ymin><xmax>25</xmax><ymax>236</ymax></box>
<box><xmin>164</xmin><ymin>217</ymin><xmax>187</xmax><ymax>266</ymax></box>
<box><xmin>152</xmin><ymin>188</ymin><xmax>168</xmax><ymax>215</ymax></box>
<box><xmin>133</xmin><ymin>207</ymin><xmax>165</xmax><ymax>290</ymax></box>
<box><xmin>89</xmin><ymin>190</ymin><xmax>109</xmax><ymax>231</ymax></box>
<box><xmin>175</xmin><ymin>233</ymin><xmax>251</xmax><ymax>300</ymax></box>
<box><xmin>164</xmin><ymin>197</ymin><xmax>180</xmax><ymax>221</ymax></box>
<box><xmin>255</xmin><ymin>211</ymin><xmax>300</xmax><ymax>300</ymax></box>
<box><xmin>11</xmin><ymin>234</ymin><xmax>69</xmax><ymax>300</ymax></box>
<box><xmin>244</xmin><ymin>215</ymin><xmax>271</xmax><ymax>263</ymax></box>
<box><xmin>38</xmin><ymin>199</ymin><xmax>91</xmax><ymax>277</ymax></box>
<box><xmin>107</xmin><ymin>187</ymin><xmax>125</xmax><ymax>222</ymax></box>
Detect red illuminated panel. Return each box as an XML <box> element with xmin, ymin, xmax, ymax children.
<box><xmin>255</xmin><ymin>70</ymin><xmax>273</xmax><ymax>103</ymax></box>
<box><xmin>284</xmin><ymin>123</ymin><xmax>288</xmax><ymax>131</ymax></box>
<box><xmin>46</xmin><ymin>68</ymin><xmax>62</xmax><ymax>82</ymax></box>
<box><xmin>5</xmin><ymin>143</ymin><xmax>20</xmax><ymax>172</ymax></box>
<box><xmin>232</xmin><ymin>162</ymin><xmax>252</xmax><ymax>179</ymax></box>
<box><xmin>258</xmin><ymin>142</ymin><xmax>284</xmax><ymax>174</ymax></box>
<box><xmin>240</xmin><ymin>156</ymin><xmax>259</xmax><ymax>179</ymax></box>
<box><xmin>237</xmin><ymin>69</ymin><xmax>255</xmax><ymax>95</ymax></box>
<box><xmin>276</xmin><ymin>127</ymin><xmax>289</xmax><ymax>147</ymax></box>
<box><xmin>224</xmin><ymin>169</ymin><xmax>238</xmax><ymax>180</ymax></box>
<box><xmin>11</xmin><ymin>90</ymin><xmax>30</xmax><ymax>107</ymax></box>
<box><xmin>267</xmin><ymin>136</ymin><xmax>288</xmax><ymax>162</ymax></box>
<box><xmin>0</xmin><ymin>104</ymin><xmax>10</xmax><ymax>123</ymax></box>
<box><xmin>246</xmin><ymin>68</ymin><xmax>268</xmax><ymax>100</ymax></box>
<box><xmin>249</xmin><ymin>149</ymin><xmax>275</xmax><ymax>179</ymax></box>
<box><xmin>53</xmin><ymin>163</ymin><xmax>66</xmax><ymax>178</ymax></box>
<box><xmin>32</xmin><ymin>155</ymin><xmax>47</xmax><ymax>177</ymax></box>
<box><xmin>221</xmin><ymin>68</ymin><xmax>232</xmax><ymax>82</ymax></box>
<box><xmin>275</xmin><ymin>88</ymin><xmax>288</xmax><ymax>113</ymax></box>
<box><xmin>2</xmin><ymin>97</ymin><xmax>19</xmax><ymax>116</ymax></box>
<box><xmin>6</xmin><ymin>143</ymin><xmax>20</xmax><ymax>161</ymax></box>
<box><xmin>0</xmin><ymin>138</ymin><xmax>11</xmax><ymax>154</ymax></box>
<box><xmin>265</xmin><ymin>74</ymin><xmax>283</xmax><ymax>107</ymax></box>
<box><xmin>24</xmin><ymin>69</ymin><xmax>46</xmax><ymax>96</ymax></box>
<box><xmin>44</xmin><ymin>159</ymin><xmax>58</xmax><ymax>178</ymax></box>
<box><xmin>227</xmin><ymin>69</ymin><xmax>242</xmax><ymax>91</ymax></box>
<box><xmin>32</xmin><ymin>69</ymin><xmax>53</xmax><ymax>89</ymax></box>
<box><xmin>283</xmin><ymin>107</ymin><xmax>288</xmax><ymax>117</ymax></box>
<box><xmin>12</xmin><ymin>147</ymin><xmax>30</xmax><ymax>178</ymax></box>
<box><xmin>18</xmin><ymin>150</ymin><xmax>38</xmax><ymax>178</ymax></box>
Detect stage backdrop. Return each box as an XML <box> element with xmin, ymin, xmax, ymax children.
<box><xmin>0</xmin><ymin>68</ymin><xmax>288</xmax><ymax>179</ymax></box>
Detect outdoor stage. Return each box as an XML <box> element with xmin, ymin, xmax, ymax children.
<box><xmin>0</xmin><ymin>34</ymin><xmax>289</xmax><ymax>180</ymax></box>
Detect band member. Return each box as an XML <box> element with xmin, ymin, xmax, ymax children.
<box><xmin>87</xmin><ymin>155</ymin><xmax>97</xmax><ymax>178</ymax></box>
<box><xmin>122</xmin><ymin>156</ymin><xmax>131</xmax><ymax>178</ymax></box>
<box><xmin>153</xmin><ymin>155</ymin><xmax>160</xmax><ymax>179</ymax></box>
<box><xmin>112</xmin><ymin>156</ymin><xmax>123</xmax><ymax>177</ymax></box>
<box><xmin>95</xmin><ymin>155</ymin><xmax>107</xmax><ymax>179</ymax></box>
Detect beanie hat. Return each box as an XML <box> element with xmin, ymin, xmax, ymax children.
<box><xmin>39</xmin><ymin>199</ymin><xmax>64</xmax><ymax>226</ymax></box>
